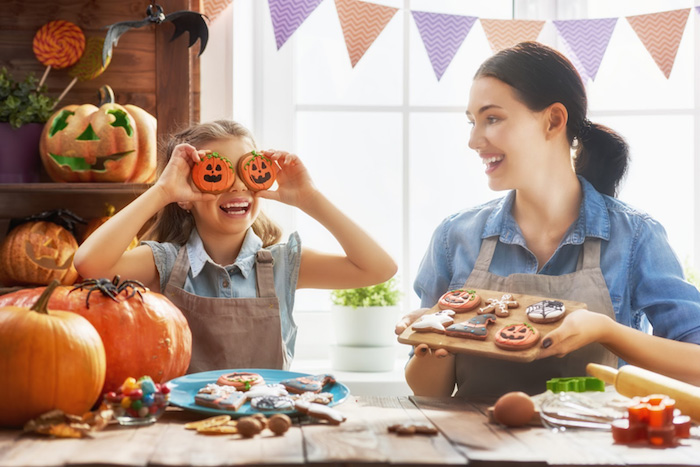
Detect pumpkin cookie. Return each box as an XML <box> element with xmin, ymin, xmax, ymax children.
<box><xmin>237</xmin><ymin>150</ymin><xmax>277</xmax><ymax>191</ymax></box>
<box><xmin>216</xmin><ymin>372</ymin><xmax>265</xmax><ymax>391</ymax></box>
<box><xmin>191</xmin><ymin>152</ymin><xmax>235</xmax><ymax>194</ymax></box>
<box><xmin>438</xmin><ymin>289</ymin><xmax>481</xmax><ymax>312</ymax></box>
<box><xmin>494</xmin><ymin>323</ymin><xmax>540</xmax><ymax>350</ymax></box>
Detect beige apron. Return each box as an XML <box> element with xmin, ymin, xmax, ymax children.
<box><xmin>164</xmin><ymin>246</ymin><xmax>285</xmax><ymax>373</ymax></box>
<box><xmin>455</xmin><ymin>236</ymin><xmax>618</xmax><ymax>400</ymax></box>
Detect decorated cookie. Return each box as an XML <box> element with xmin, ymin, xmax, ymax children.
<box><xmin>411</xmin><ymin>309</ymin><xmax>455</xmax><ymax>333</ymax></box>
<box><xmin>249</xmin><ymin>395</ymin><xmax>295</xmax><ymax>412</ymax></box>
<box><xmin>494</xmin><ymin>323</ymin><xmax>540</xmax><ymax>350</ymax></box>
<box><xmin>194</xmin><ymin>391</ymin><xmax>247</xmax><ymax>411</ymax></box>
<box><xmin>244</xmin><ymin>383</ymin><xmax>288</xmax><ymax>400</ymax></box>
<box><xmin>294</xmin><ymin>400</ymin><xmax>346</xmax><ymax>425</ymax></box>
<box><xmin>478</xmin><ymin>293</ymin><xmax>519</xmax><ymax>317</ymax></box>
<box><xmin>445</xmin><ymin>313</ymin><xmax>497</xmax><ymax>340</ymax></box>
<box><xmin>216</xmin><ymin>372</ymin><xmax>265</xmax><ymax>391</ymax></box>
<box><xmin>293</xmin><ymin>391</ymin><xmax>334</xmax><ymax>405</ymax></box>
<box><xmin>237</xmin><ymin>150</ymin><xmax>277</xmax><ymax>191</ymax></box>
<box><xmin>526</xmin><ymin>300</ymin><xmax>566</xmax><ymax>324</ymax></box>
<box><xmin>197</xmin><ymin>383</ymin><xmax>239</xmax><ymax>397</ymax></box>
<box><xmin>191</xmin><ymin>152</ymin><xmax>235</xmax><ymax>193</ymax></box>
<box><xmin>281</xmin><ymin>374</ymin><xmax>335</xmax><ymax>394</ymax></box>
<box><xmin>438</xmin><ymin>289</ymin><xmax>481</xmax><ymax>312</ymax></box>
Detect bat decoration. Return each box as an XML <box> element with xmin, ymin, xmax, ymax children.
<box><xmin>102</xmin><ymin>3</ymin><xmax>209</xmax><ymax>66</ymax></box>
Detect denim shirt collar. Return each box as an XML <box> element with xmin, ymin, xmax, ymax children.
<box><xmin>482</xmin><ymin>176</ymin><xmax>610</xmax><ymax>246</ymax></box>
<box><xmin>186</xmin><ymin>227</ymin><xmax>263</xmax><ymax>278</ymax></box>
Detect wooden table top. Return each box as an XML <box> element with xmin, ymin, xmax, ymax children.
<box><xmin>1</xmin><ymin>395</ymin><xmax>699</xmax><ymax>467</ymax></box>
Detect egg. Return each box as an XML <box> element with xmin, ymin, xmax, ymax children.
<box><xmin>493</xmin><ymin>391</ymin><xmax>535</xmax><ymax>427</ymax></box>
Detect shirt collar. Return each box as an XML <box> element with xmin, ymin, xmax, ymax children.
<box><xmin>186</xmin><ymin>228</ymin><xmax>263</xmax><ymax>278</ymax></box>
<box><xmin>482</xmin><ymin>176</ymin><xmax>610</xmax><ymax>245</ymax></box>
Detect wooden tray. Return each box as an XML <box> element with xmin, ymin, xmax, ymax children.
<box><xmin>397</xmin><ymin>288</ymin><xmax>587</xmax><ymax>363</ymax></box>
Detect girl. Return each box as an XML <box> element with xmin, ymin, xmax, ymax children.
<box><xmin>74</xmin><ymin>120</ymin><xmax>397</xmax><ymax>372</ymax></box>
<box><xmin>397</xmin><ymin>42</ymin><xmax>700</xmax><ymax>399</ymax></box>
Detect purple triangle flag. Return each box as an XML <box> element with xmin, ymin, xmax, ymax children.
<box><xmin>269</xmin><ymin>0</ymin><xmax>324</xmax><ymax>50</ymax></box>
<box><xmin>696</xmin><ymin>6</ymin><xmax>700</xmax><ymax>14</ymax></box>
<box><xmin>553</xmin><ymin>18</ymin><xmax>617</xmax><ymax>82</ymax></box>
<box><xmin>412</xmin><ymin>11</ymin><xmax>477</xmax><ymax>81</ymax></box>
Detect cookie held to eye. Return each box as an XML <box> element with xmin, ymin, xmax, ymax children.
<box><xmin>238</xmin><ymin>150</ymin><xmax>277</xmax><ymax>191</ymax></box>
<box><xmin>192</xmin><ymin>152</ymin><xmax>235</xmax><ymax>193</ymax></box>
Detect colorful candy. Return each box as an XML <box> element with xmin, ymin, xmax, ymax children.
<box><xmin>103</xmin><ymin>376</ymin><xmax>170</xmax><ymax>425</ymax></box>
<box><xmin>33</xmin><ymin>20</ymin><xmax>86</xmax><ymax>87</ymax></box>
<box><xmin>611</xmin><ymin>394</ymin><xmax>691</xmax><ymax>447</ymax></box>
<box><xmin>54</xmin><ymin>37</ymin><xmax>112</xmax><ymax>107</ymax></box>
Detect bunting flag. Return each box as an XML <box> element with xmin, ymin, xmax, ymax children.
<box><xmin>269</xmin><ymin>0</ymin><xmax>324</xmax><ymax>50</ymax></box>
<box><xmin>553</xmin><ymin>18</ymin><xmax>617</xmax><ymax>82</ymax></box>
<box><xmin>626</xmin><ymin>9</ymin><xmax>690</xmax><ymax>79</ymax></box>
<box><xmin>479</xmin><ymin>19</ymin><xmax>545</xmax><ymax>53</ymax></box>
<box><xmin>202</xmin><ymin>0</ymin><xmax>234</xmax><ymax>22</ymax></box>
<box><xmin>697</xmin><ymin>6</ymin><xmax>700</xmax><ymax>14</ymax></box>
<box><xmin>335</xmin><ymin>0</ymin><xmax>399</xmax><ymax>67</ymax></box>
<box><xmin>412</xmin><ymin>11</ymin><xmax>477</xmax><ymax>81</ymax></box>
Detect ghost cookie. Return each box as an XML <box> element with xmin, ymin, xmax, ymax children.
<box><xmin>281</xmin><ymin>374</ymin><xmax>335</xmax><ymax>394</ymax></box>
<box><xmin>445</xmin><ymin>313</ymin><xmax>497</xmax><ymax>340</ymax></box>
<box><xmin>237</xmin><ymin>150</ymin><xmax>277</xmax><ymax>191</ymax></box>
<box><xmin>194</xmin><ymin>391</ymin><xmax>247</xmax><ymax>411</ymax></box>
<box><xmin>478</xmin><ymin>293</ymin><xmax>519</xmax><ymax>317</ymax></box>
<box><xmin>411</xmin><ymin>309</ymin><xmax>455</xmax><ymax>334</ymax></box>
<box><xmin>494</xmin><ymin>323</ymin><xmax>540</xmax><ymax>350</ymax></box>
<box><xmin>526</xmin><ymin>300</ymin><xmax>566</xmax><ymax>324</ymax></box>
<box><xmin>438</xmin><ymin>289</ymin><xmax>481</xmax><ymax>312</ymax></box>
<box><xmin>191</xmin><ymin>152</ymin><xmax>235</xmax><ymax>193</ymax></box>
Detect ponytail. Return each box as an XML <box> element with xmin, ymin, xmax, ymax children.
<box><xmin>574</xmin><ymin>122</ymin><xmax>629</xmax><ymax>197</ymax></box>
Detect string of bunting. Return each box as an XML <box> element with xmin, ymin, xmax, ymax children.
<box><xmin>202</xmin><ymin>0</ymin><xmax>699</xmax><ymax>82</ymax></box>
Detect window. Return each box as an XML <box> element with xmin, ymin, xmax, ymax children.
<box><xmin>202</xmin><ymin>0</ymin><xmax>699</xmax><ymax>313</ymax></box>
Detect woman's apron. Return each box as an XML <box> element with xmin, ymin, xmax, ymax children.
<box><xmin>164</xmin><ymin>247</ymin><xmax>285</xmax><ymax>373</ymax></box>
<box><xmin>455</xmin><ymin>236</ymin><xmax>618</xmax><ymax>400</ymax></box>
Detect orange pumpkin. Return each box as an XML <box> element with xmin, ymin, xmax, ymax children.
<box><xmin>0</xmin><ymin>280</ymin><xmax>106</xmax><ymax>428</ymax></box>
<box><xmin>0</xmin><ymin>277</ymin><xmax>192</xmax><ymax>395</ymax></box>
<box><xmin>39</xmin><ymin>85</ymin><xmax>157</xmax><ymax>183</ymax></box>
<box><xmin>238</xmin><ymin>150</ymin><xmax>277</xmax><ymax>191</ymax></box>
<box><xmin>0</xmin><ymin>221</ymin><xmax>78</xmax><ymax>286</ymax></box>
<box><xmin>191</xmin><ymin>152</ymin><xmax>235</xmax><ymax>193</ymax></box>
<box><xmin>81</xmin><ymin>203</ymin><xmax>138</xmax><ymax>250</ymax></box>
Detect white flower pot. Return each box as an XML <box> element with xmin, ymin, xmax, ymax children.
<box><xmin>330</xmin><ymin>345</ymin><xmax>397</xmax><ymax>372</ymax></box>
<box><xmin>330</xmin><ymin>305</ymin><xmax>400</xmax><ymax>347</ymax></box>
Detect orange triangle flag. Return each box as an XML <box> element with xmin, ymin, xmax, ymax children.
<box><xmin>480</xmin><ymin>19</ymin><xmax>545</xmax><ymax>53</ymax></box>
<box><xmin>626</xmin><ymin>8</ymin><xmax>690</xmax><ymax>79</ymax></box>
<box><xmin>202</xmin><ymin>0</ymin><xmax>233</xmax><ymax>22</ymax></box>
<box><xmin>335</xmin><ymin>0</ymin><xmax>399</xmax><ymax>67</ymax></box>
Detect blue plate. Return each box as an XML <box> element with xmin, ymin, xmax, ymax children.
<box><xmin>167</xmin><ymin>368</ymin><xmax>350</xmax><ymax>417</ymax></box>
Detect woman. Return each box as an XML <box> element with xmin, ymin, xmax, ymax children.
<box><xmin>398</xmin><ymin>42</ymin><xmax>700</xmax><ymax>399</ymax></box>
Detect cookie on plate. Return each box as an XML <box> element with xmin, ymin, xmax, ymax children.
<box><xmin>249</xmin><ymin>395</ymin><xmax>295</xmax><ymax>412</ymax></box>
<box><xmin>281</xmin><ymin>374</ymin><xmax>335</xmax><ymax>394</ymax></box>
<box><xmin>194</xmin><ymin>391</ymin><xmax>247</xmax><ymax>411</ymax></box>
<box><xmin>216</xmin><ymin>372</ymin><xmax>265</xmax><ymax>391</ymax></box>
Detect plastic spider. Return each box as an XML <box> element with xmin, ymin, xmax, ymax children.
<box><xmin>70</xmin><ymin>275</ymin><xmax>148</xmax><ymax>308</ymax></box>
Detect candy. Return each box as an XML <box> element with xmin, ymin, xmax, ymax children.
<box><xmin>104</xmin><ymin>375</ymin><xmax>170</xmax><ymax>425</ymax></box>
<box><xmin>54</xmin><ymin>37</ymin><xmax>112</xmax><ymax>108</ymax></box>
<box><xmin>33</xmin><ymin>20</ymin><xmax>85</xmax><ymax>87</ymax></box>
<box><xmin>612</xmin><ymin>394</ymin><xmax>690</xmax><ymax>447</ymax></box>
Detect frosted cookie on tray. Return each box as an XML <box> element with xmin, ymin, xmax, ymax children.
<box><xmin>244</xmin><ymin>383</ymin><xmax>288</xmax><ymax>400</ymax></box>
<box><xmin>281</xmin><ymin>374</ymin><xmax>336</xmax><ymax>394</ymax></box>
<box><xmin>216</xmin><ymin>372</ymin><xmax>265</xmax><ymax>391</ymax></box>
<box><xmin>437</xmin><ymin>289</ymin><xmax>481</xmax><ymax>312</ymax></box>
<box><xmin>445</xmin><ymin>313</ymin><xmax>497</xmax><ymax>340</ymax></box>
<box><xmin>494</xmin><ymin>323</ymin><xmax>540</xmax><ymax>350</ymax></box>
<box><xmin>249</xmin><ymin>395</ymin><xmax>295</xmax><ymax>412</ymax></box>
<box><xmin>411</xmin><ymin>309</ymin><xmax>455</xmax><ymax>333</ymax></box>
<box><xmin>526</xmin><ymin>300</ymin><xmax>566</xmax><ymax>324</ymax></box>
<box><xmin>293</xmin><ymin>391</ymin><xmax>334</xmax><ymax>405</ymax></box>
<box><xmin>478</xmin><ymin>293</ymin><xmax>519</xmax><ymax>317</ymax></box>
<box><xmin>194</xmin><ymin>391</ymin><xmax>247</xmax><ymax>411</ymax></box>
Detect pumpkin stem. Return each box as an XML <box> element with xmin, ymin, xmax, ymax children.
<box><xmin>98</xmin><ymin>85</ymin><xmax>115</xmax><ymax>106</ymax></box>
<box><xmin>30</xmin><ymin>280</ymin><xmax>60</xmax><ymax>315</ymax></box>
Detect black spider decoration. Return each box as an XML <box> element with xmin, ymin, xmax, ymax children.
<box><xmin>71</xmin><ymin>275</ymin><xmax>148</xmax><ymax>309</ymax></box>
<box><xmin>102</xmin><ymin>2</ymin><xmax>209</xmax><ymax>66</ymax></box>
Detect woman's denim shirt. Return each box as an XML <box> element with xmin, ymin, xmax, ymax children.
<box><xmin>414</xmin><ymin>177</ymin><xmax>700</xmax><ymax>345</ymax></box>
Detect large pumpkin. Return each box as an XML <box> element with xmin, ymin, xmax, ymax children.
<box><xmin>39</xmin><ymin>85</ymin><xmax>157</xmax><ymax>183</ymax></box>
<box><xmin>0</xmin><ymin>220</ymin><xmax>79</xmax><ymax>286</ymax></box>
<box><xmin>0</xmin><ymin>277</ymin><xmax>192</xmax><ymax>395</ymax></box>
<box><xmin>0</xmin><ymin>281</ymin><xmax>106</xmax><ymax>428</ymax></box>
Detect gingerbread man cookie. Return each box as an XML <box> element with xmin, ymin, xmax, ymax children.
<box><xmin>411</xmin><ymin>309</ymin><xmax>456</xmax><ymax>333</ymax></box>
<box><xmin>438</xmin><ymin>289</ymin><xmax>481</xmax><ymax>312</ymax></box>
<box><xmin>445</xmin><ymin>313</ymin><xmax>497</xmax><ymax>340</ymax></box>
<box><xmin>526</xmin><ymin>300</ymin><xmax>566</xmax><ymax>324</ymax></box>
<box><xmin>478</xmin><ymin>293</ymin><xmax>519</xmax><ymax>317</ymax></box>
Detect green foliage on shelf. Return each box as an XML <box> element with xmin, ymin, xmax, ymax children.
<box><xmin>331</xmin><ymin>277</ymin><xmax>400</xmax><ymax>308</ymax></box>
<box><xmin>0</xmin><ymin>67</ymin><xmax>56</xmax><ymax>129</ymax></box>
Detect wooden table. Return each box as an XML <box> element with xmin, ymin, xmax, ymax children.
<box><xmin>1</xmin><ymin>395</ymin><xmax>699</xmax><ymax>466</ymax></box>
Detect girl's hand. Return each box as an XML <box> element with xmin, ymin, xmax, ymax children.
<box><xmin>155</xmin><ymin>143</ymin><xmax>217</xmax><ymax>204</ymax></box>
<box><xmin>414</xmin><ymin>343</ymin><xmax>453</xmax><ymax>360</ymax></box>
<box><xmin>536</xmin><ymin>309</ymin><xmax>612</xmax><ymax>359</ymax></box>
<box><xmin>395</xmin><ymin>308</ymin><xmax>431</xmax><ymax>335</ymax></box>
<box><xmin>255</xmin><ymin>150</ymin><xmax>318</xmax><ymax>208</ymax></box>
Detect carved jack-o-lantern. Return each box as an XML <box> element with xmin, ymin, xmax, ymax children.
<box><xmin>238</xmin><ymin>150</ymin><xmax>277</xmax><ymax>191</ymax></box>
<box><xmin>438</xmin><ymin>289</ymin><xmax>481</xmax><ymax>312</ymax></box>
<box><xmin>0</xmin><ymin>221</ymin><xmax>78</xmax><ymax>286</ymax></box>
<box><xmin>191</xmin><ymin>152</ymin><xmax>235</xmax><ymax>193</ymax></box>
<box><xmin>494</xmin><ymin>323</ymin><xmax>540</xmax><ymax>350</ymax></box>
<box><xmin>39</xmin><ymin>85</ymin><xmax>157</xmax><ymax>183</ymax></box>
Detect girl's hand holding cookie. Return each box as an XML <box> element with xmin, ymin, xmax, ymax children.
<box><xmin>155</xmin><ymin>143</ymin><xmax>217</xmax><ymax>204</ymax></box>
<box><xmin>537</xmin><ymin>308</ymin><xmax>613</xmax><ymax>359</ymax></box>
<box><xmin>255</xmin><ymin>150</ymin><xmax>319</xmax><ymax>208</ymax></box>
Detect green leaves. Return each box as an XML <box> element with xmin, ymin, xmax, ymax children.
<box><xmin>331</xmin><ymin>277</ymin><xmax>400</xmax><ymax>308</ymax></box>
<box><xmin>0</xmin><ymin>67</ymin><xmax>57</xmax><ymax>129</ymax></box>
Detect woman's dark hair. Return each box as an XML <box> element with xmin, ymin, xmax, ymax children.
<box><xmin>474</xmin><ymin>41</ymin><xmax>628</xmax><ymax>197</ymax></box>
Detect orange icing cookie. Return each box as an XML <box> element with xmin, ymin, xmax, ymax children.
<box><xmin>216</xmin><ymin>372</ymin><xmax>265</xmax><ymax>391</ymax></box>
<box><xmin>494</xmin><ymin>323</ymin><xmax>540</xmax><ymax>350</ymax></box>
<box><xmin>237</xmin><ymin>150</ymin><xmax>277</xmax><ymax>191</ymax></box>
<box><xmin>437</xmin><ymin>289</ymin><xmax>481</xmax><ymax>312</ymax></box>
<box><xmin>192</xmin><ymin>152</ymin><xmax>235</xmax><ymax>193</ymax></box>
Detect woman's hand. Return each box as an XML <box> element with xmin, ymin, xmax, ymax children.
<box><xmin>537</xmin><ymin>309</ymin><xmax>613</xmax><ymax>359</ymax></box>
<box><xmin>154</xmin><ymin>143</ymin><xmax>217</xmax><ymax>205</ymax></box>
<box><xmin>413</xmin><ymin>343</ymin><xmax>453</xmax><ymax>359</ymax></box>
<box><xmin>255</xmin><ymin>150</ymin><xmax>318</xmax><ymax>208</ymax></box>
<box><xmin>395</xmin><ymin>308</ymin><xmax>431</xmax><ymax>335</ymax></box>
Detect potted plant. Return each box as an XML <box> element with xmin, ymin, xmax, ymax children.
<box><xmin>0</xmin><ymin>67</ymin><xmax>56</xmax><ymax>183</ymax></box>
<box><xmin>330</xmin><ymin>278</ymin><xmax>401</xmax><ymax>372</ymax></box>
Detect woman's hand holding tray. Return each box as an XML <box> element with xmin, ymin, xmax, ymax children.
<box><xmin>397</xmin><ymin>288</ymin><xmax>587</xmax><ymax>362</ymax></box>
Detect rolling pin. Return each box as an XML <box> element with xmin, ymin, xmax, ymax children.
<box><xmin>587</xmin><ymin>363</ymin><xmax>700</xmax><ymax>423</ymax></box>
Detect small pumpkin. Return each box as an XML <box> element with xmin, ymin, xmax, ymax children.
<box><xmin>81</xmin><ymin>203</ymin><xmax>138</xmax><ymax>250</ymax></box>
<box><xmin>238</xmin><ymin>150</ymin><xmax>277</xmax><ymax>191</ymax></box>
<box><xmin>0</xmin><ymin>220</ymin><xmax>79</xmax><ymax>286</ymax></box>
<box><xmin>39</xmin><ymin>85</ymin><xmax>157</xmax><ymax>183</ymax></box>
<box><xmin>0</xmin><ymin>276</ymin><xmax>193</xmax><ymax>395</ymax></box>
<box><xmin>0</xmin><ymin>280</ymin><xmax>106</xmax><ymax>428</ymax></box>
<box><xmin>191</xmin><ymin>152</ymin><xmax>236</xmax><ymax>193</ymax></box>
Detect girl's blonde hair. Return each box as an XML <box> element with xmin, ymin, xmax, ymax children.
<box><xmin>144</xmin><ymin>120</ymin><xmax>282</xmax><ymax>247</ymax></box>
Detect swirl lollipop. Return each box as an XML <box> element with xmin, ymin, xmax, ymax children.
<box><xmin>53</xmin><ymin>37</ymin><xmax>112</xmax><ymax>107</ymax></box>
<box><xmin>33</xmin><ymin>20</ymin><xmax>85</xmax><ymax>88</ymax></box>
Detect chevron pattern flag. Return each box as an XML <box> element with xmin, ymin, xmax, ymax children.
<box><xmin>335</xmin><ymin>0</ymin><xmax>399</xmax><ymax>67</ymax></box>
<box><xmin>202</xmin><ymin>0</ymin><xmax>233</xmax><ymax>22</ymax></box>
<box><xmin>553</xmin><ymin>18</ymin><xmax>617</xmax><ymax>82</ymax></box>
<box><xmin>412</xmin><ymin>11</ymin><xmax>477</xmax><ymax>81</ymax></box>
<box><xmin>626</xmin><ymin>9</ymin><xmax>690</xmax><ymax>79</ymax></box>
<box><xmin>480</xmin><ymin>19</ymin><xmax>545</xmax><ymax>53</ymax></box>
<box><xmin>269</xmin><ymin>0</ymin><xmax>324</xmax><ymax>50</ymax></box>
<box><xmin>697</xmin><ymin>6</ymin><xmax>700</xmax><ymax>14</ymax></box>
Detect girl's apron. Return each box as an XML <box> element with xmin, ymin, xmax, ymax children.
<box><xmin>164</xmin><ymin>247</ymin><xmax>285</xmax><ymax>373</ymax></box>
<box><xmin>455</xmin><ymin>236</ymin><xmax>618</xmax><ymax>400</ymax></box>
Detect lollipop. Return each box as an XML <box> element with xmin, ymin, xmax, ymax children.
<box><xmin>53</xmin><ymin>37</ymin><xmax>111</xmax><ymax>107</ymax></box>
<box><xmin>33</xmin><ymin>20</ymin><xmax>85</xmax><ymax>88</ymax></box>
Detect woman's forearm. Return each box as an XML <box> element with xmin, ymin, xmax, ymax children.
<box><xmin>404</xmin><ymin>351</ymin><xmax>456</xmax><ymax>397</ymax></box>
